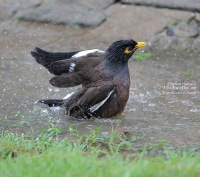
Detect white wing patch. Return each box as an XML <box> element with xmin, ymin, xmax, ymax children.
<box><xmin>72</xmin><ymin>49</ymin><xmax>105</xmax><ymax>58</ymax></box>
<box><xmin>69</xmin><ymin>63</ymin><xmax>76</xmax><ymax>72</ymax></box>
<box><xmin>63</xmin><ymin>92</ymin><xmax>75</xmax><ymax>99</ymax></box>
<box><xmin>89</xmin><ymin>89</ymin><xmax>114</xmax><ymax>113</ymax></box>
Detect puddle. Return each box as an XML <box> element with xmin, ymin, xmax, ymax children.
<box><xmin>0</xmin><ymin>53</ymin><xmax>199</xmax><ymax>148</ymax></box>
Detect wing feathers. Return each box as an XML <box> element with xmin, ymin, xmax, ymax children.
<box><xmin>31</xmin><ymin>47</ymin><xmax>80</xmax><ymax>72</ymax></box>
<box><xmin>33</xmin><ymin>47</ymin><xmax>79</xmax><ymax>59</ymax></box>
<box><xmin>89</xmin><ymin>89</ymin><xmax>114</xmax><ymax>112</ymax></box>
<box><xmin>32</xmin><ymin>48</ymin><xmax>106</xmax><ymax>88</ymax></box>
<box><xmin>50</xmin><ymin>60</ymin><xmax>78</xmax><ymax>75</ymax></box>
<box><xmin>49</xmin><ymin>73</ymin><xmax>83</xmax><ymax>88</ymax></box>
<box><xmin>61</xmin><ymin>85</ymin><xmax>115</xmax><ymax>118</ymax></box>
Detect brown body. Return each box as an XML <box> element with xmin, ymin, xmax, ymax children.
<box><xmin>49</xmin><ymin>52</ymin><xmax>130</xmax><ymax>118</ymax></box>
<box><xmin>31</xmin><ymin>40</ymin><xmax>146</xmax><ymax>118</ymax></box>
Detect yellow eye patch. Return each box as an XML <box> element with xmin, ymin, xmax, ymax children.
<box><xmin>124</xmin><ymin>47</ymin><xmax>134</xmax><ymax>54</ymax></box>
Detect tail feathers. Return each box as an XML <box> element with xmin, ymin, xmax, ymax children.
<box><xmin>31</xmin><ymin>47</ymin><xmax>80</xmax><ymax>71</ymax></box>
<box><xmin>38</xmin><ymin>99</ymin><xmax>64</xmax><ymax>107</ymax></box>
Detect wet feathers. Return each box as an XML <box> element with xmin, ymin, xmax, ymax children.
<box><xmin>31</xmin><ymin>39</ymin><xmax>146</xmax><ymax>118</ymax></box>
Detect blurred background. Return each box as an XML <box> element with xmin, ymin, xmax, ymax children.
<box><xmin>0</xmin><ymin>0</ymin><xmax>200</xmax><ymax>148</ymax></box>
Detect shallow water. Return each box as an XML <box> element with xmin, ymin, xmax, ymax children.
<box><xmin>0</xmin><ymin>53</ymin><xmax>199</xmax><ymax>148</ymax></box>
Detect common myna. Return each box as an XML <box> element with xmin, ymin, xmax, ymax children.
<box><xmin>31</xmin><ymin>40</ymin><xmax>146</xmax><ymax>118</ymax></box>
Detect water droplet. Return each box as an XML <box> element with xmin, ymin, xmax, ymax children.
<box><xmin>190</xmin><ymin>107</ymin><xmax>198</xmax><ymax>112</ymax></box>
<box><xmin>54</xmin><ymin>88</ymin><xmax>59</xmax><ymax>92</ymax></box>
<box><xmin>102</xmin><ymin>132</ymin><xmax>109</xmax><ymax>135</ymax></box>
<box><xmin>139</xmin><ymin>93</ymin><xmax>144</xmax><ymax>97</ymax></box>
<box><xmin>48</xmin><ymin>87</ymin><xmax>52</xmax><ymax>92</ymax></box>
<box><xmin>148</xmin><ymin>102</ymin><xmax>155</xmax><ymax>107</ymax></box>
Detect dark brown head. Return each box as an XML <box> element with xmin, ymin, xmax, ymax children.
<box><xmin>105</xmin><ymin>39</ymin><xmax>146</xmax><ymax>63</ymax></box>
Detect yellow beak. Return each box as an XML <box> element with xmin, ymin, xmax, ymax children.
<box><xmin>135</xmin><ymin>42</ymin><xmax>147</xmax><ymax>49</ymax></box>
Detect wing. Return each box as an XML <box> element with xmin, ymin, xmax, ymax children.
<box><xmin>49</xmin><ymin>52</ymin><xmax>105</xmax><ymax>75</ymax></box>
<box><xmin>63</xmin><ymin>85</ymin><xmax>115</xmax><ymax>118</ymax></box>
<box><xmin>31</xmin><ymin>47</ymin><xmax>80</xmax><ymax>73</ymax></box>
<box><xmin>49</xmin><ymin>72</ymin><xmax>84</xmax><ymax>87</ymax></box>
<box><xmin>31</xmin><ymin>47</ymin><xmax>104</xmax><ymax>74</ymax></box>
<box><xmin>49</xmin><ymin>52</ymin><xmax>106</xmax><ymax>87</ymax></box>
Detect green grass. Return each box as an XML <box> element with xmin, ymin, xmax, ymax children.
<box><xmin>71</xmin><ymin>24</ymin><xmax>82</xmax><ymax>30</ymax></box>
<box><xmin>184</xmin><ymin>70</ymin><xmax>195</xmax><ymax>79</ymax></box>
<box><xmin>1</xmin><ymin>129</ymin><xmax>200</xmax><ymax>177</ymax></box>
<box><xmin>134</xmin><ymin>52</ymin><xmax>153</xmax><ymax>61</ymax></box>
<box><xmin>167</xmin><ymin>23</ymin><xmax>175</xmax><ymax>29</ymax></box>
<box><xmin>167</xmin><ymin>20</ymin><xmax>189</xmax><ymax>29</ymax></box>
<box><xmin>61</xmin><ymin>36</ymin><xmax>71</xmax><ymax>40</ymax></box>
<box><xmin>179</xmin><ymin>20</ymin><xmax>189</xmax><ymax>25</ymax></box>
<box><xmin>153</xmin><ymin>93</ymin><xmax>165</xmax><ymax>98</ymax></box>
<box><xmin>45</xmin><ymin>0</ymin><xmax>53</xmax><ymax>3</ymax></box>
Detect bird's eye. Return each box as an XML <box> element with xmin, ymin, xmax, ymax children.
<box><xmin>128</xmin><ymin>46</ymin><xmax>133</xmax><ymax>50</ymax></box>
<box><xmin>124</xmin><ymin>46</ymin><xmax>134</xmax><ymax>54</ymax></box>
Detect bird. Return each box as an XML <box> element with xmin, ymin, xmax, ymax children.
<box><xmin>31</xmin><ymin>39</ymin><xmax>146</xmax><ymax>118</ymax></box>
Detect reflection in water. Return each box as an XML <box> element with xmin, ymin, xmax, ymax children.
<box><xmin>0</xmin><ymin>54</ymin><xmax>199</xmax><ymax>148</ymax></box>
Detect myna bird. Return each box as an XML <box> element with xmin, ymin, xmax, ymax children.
<box><xmin>31</xmin><ymin>40</ymin><xmax>146</xmax><ymax>118</ymax></box>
